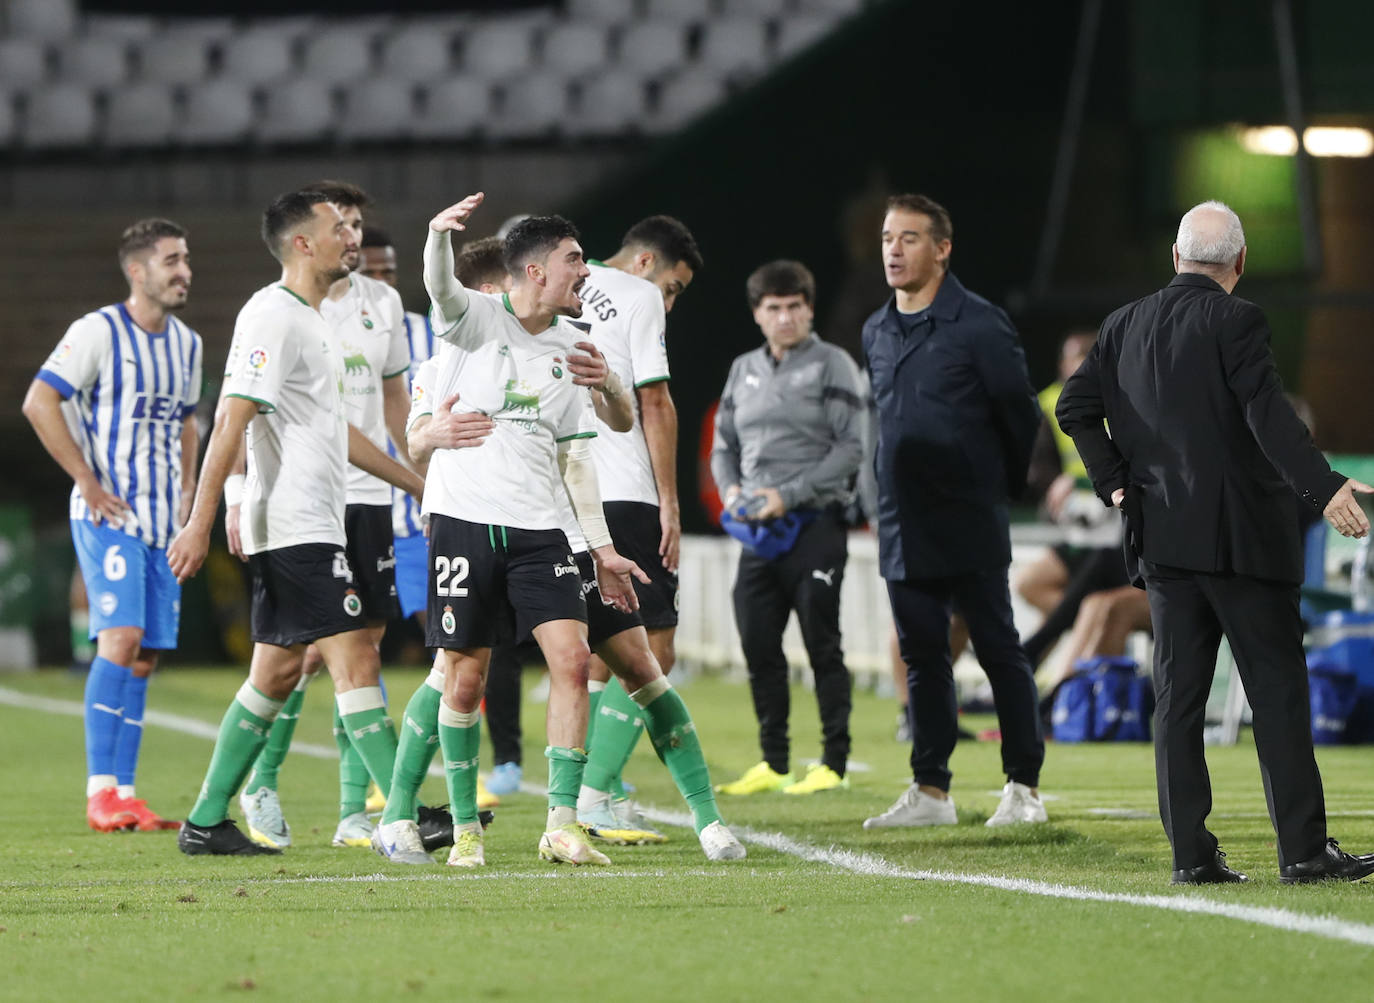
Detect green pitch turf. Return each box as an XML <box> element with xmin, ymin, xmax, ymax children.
<box><xmin>1</xmin><ymin>666</ymin><xmax>1372</xmax><ymax>1002</ymax></box>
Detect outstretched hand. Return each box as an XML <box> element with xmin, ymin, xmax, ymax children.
<box><xmin>591</xmin><ymin>547</ymin><xmax>652</xmax><ymax>614</ymax></box>
<box><xmin>1325</xmin><ymin>478</ymin><xmax>1372</xmax><ymax>539</ymax></box>
<box><xmin>429</xmin><ymin>192</ymin><xmax>486</xmax><ymax>233</ymax></box>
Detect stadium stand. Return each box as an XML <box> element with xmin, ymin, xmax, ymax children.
<box><xmin>3</xmin><ymin>0</ymin><xmax>78</xmax><ymax>40</ymax></box>
<box><xmin>179</xmin><ymin>79</ymin><xmax>255</xmax><ymax>145</ymax></box>
<box><xmin>412</xmin><ymin>76</ymin><xmax>491</xmax><ymax>140</ymax></box>
<box><xmin>256</xmin><ymin>76</ymin><xmax>335</xmax><ymax>144</ymax></box>
<box><xmin>135</xmin><ymin>33</ymin><xmax>214</xmax><ymax>87</ymax></box>
<box><xmin>302</xmin><ymin>27</ymin><xmax>379</xmax><ymax>86</ymax></box>
<box><xmin>0</xmin><ymin>36</ymin><xmax>47</xmax><ymax>88</ymax></box>
<box><xmin>541</xmin><ymin>22</ymin><xmax>613</xmax><ymax>77</ymax></box>
<box><xmin>338</xmin><ymin>79</ymin><xmax>416</xmax><ymax>142</ymax></box>
<box><xmin>103</xmin><ymin>81</ymin><xmax>177</xmax><ymax>147</ymax></box>
<box><xmin>379</xmin><ymin>24</ymin><xmax>457</xmax><ymax>82</ymax></box>
<box><xmin>21</xmin><ymin>82</ymin><xmax>97</xmax><ymax>149</ymax></box>
<box><xmin>57</xmin><ymin>35</ymin><xmax>132</xmax><ymax>89</ymax></box>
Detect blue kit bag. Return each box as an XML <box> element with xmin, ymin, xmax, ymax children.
<box><xmin>1306</xmin><ymin>657</ymin><xmax>1359</xmax><ymax>745</ymax></box>
<box><xmin>720</xmin><ymin>507</ymin><xmax>818</xmax><ymax>561</ymax></box>
<box><xmin>1052</xmin><ymin>656</ymin><xmax>1152</xmax><ymax>742</ymax></box>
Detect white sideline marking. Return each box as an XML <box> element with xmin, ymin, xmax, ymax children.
<box><xmin>5</xmin><ymin>684</ymin><xmax>1374</xmax><ymax>948</ymax></box>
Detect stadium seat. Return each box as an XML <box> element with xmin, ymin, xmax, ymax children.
<box><xmin>0</xmin><ymin>90</ymin><xmax>15</xmax><ymax>146</ymax></box>
<box><xmin>774</xmin><ymin>15</ymin><xmax>838</xmax><ymax>59</ymax></box>
<box><xmin>379</xmin><ymin>25</ymin><xmax>455</xmax><ymax>82</ymax></box>
<box><xmin>21</xmin><ymin>83</ymin><xmax>97</xmax><ymax>149</ymax></box>
<box><xmin>567</xmin><ymin>0</ymin><xmax>639</xmax><ymax>22</ymax></box>
<box><xmin>645</xmin><ymin>69</ymin><xmax>725</xmax><ymax>134</ymax></box>
<box><xmin>413</xmin><ymin>76</ymin><xmax>491</xmax><ymax>140</ymax></box>
<box><xmin>796</xmin><ymin>0</ymin><xmax>863</xmax><ymax>12</ymax></box>
<box><xmin>575</xmin><ymin>70</ymin><xmax>648</xmax><ymax>134</ymax></box>
<box><xmin>179</xmin><ymin>79</ymin><xmax>254</xmax><ymax>145</ymax></box>
<box><xmin>617</xmin><ymin>22</ymin><xmax>690</xmax><ymax>77</ymax></box>
<box><xmin>220</xmin><ymin>27</ymin><xmax>298</xmax><ymax>86</ymax></box>
<box><xmin>489</xmin><ymin>72</ymin><xmax>570</xmax><ymax>140</ymax></box>
<box><xmin>84</xmin><ymin>14</ymin><xmax>159</xmax><ymax>41</ymax></box>
<box><xmin>643</xmin><ymin>0</ymin><xmax>714</xmax><ymax>23</ymax></box>
<box><xmin>698</xmin><ymin>20</ymin><xmax>770</xmax><ymax>75</ymax></box>
<box><xmin>302</xmin><ymin>28</ymin><xmax>378</xmax><ymax>86</ymax></box>
<box><xmin>720</xmin><ymin>0</ymin><xmax>794</xmax><ymax>16</ymax></box>
<box><xmin>134</xmin><ymin>33</ymin><xmax>212</xmax><ymax>87</ymax></box>
<box><xmin>4</xmin><ymin>0</ymin><xmax>78</xmax><ymax>40</ymax></box>
<box><xmin>338</xmin><ymin>79</ymin><xmax>415</xmax><ymax>142</ymax></box>
<box><xmin>255</xmin><ymin>77</ymin><xmax>335</xmax><ymax>144</ymax></box>
<box><xmin>158</xmin><ymin>17</ymin><xmax>236</xmax><ymax>44</ymax></box>
<box><xmin>458</xmin><ymin>20</ymin><xmax>538</xmax><ymax>80</ymax></box>
<box><xmin>103</xmin><ymin>82</ymin><xmax>176</xmax><ymax>148</ymax></box>
<box><xmin>56</xmin><ymin>36</ymin><xmax>132</xmax><ymax>89</ymax></box>
<box><xmin>0</xmin><ymin>38</ymin><xmax>48</xmax><ymax>89</ymax></box>
<box><xmin>541</xmin><ymin>23</ymin><xmax>612</xmax><ymax>77</ymax></box>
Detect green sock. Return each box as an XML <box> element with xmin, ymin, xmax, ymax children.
<box><xmin>583</xmin><ymin>679</ymin><xmax>646</xmax><ymax>794</ymax></box>
<box><xmin>585</xmin><ymin>682</ymin><xmax>605</xmax><ymax>751</ymax></box>
<box><xmin>244</xmin><ymin>681</ymin><xmax>308</xmax><ymax>795</ymax></box>
<box><xmin>438</xmin><ymin>702</ymin><xmax>482</xmax><ymax>825</ymax></box>
<box><xmin>637</xmin><ymin>681</ymin><xmax>721</xmax><ymax>833</ymax></box>
<box><xmin>382</xmin><ymin>678</ymin><xmax>443</xmax><ymax>825</ymax></box>
<box><xmin>333</xmin><ymin>703</ymin><xmax>370</xmax><ymax>819</ymax></box>
<box><xmin>337</xmin><ymin>687</ymin><xmax>398</xmax><ymax>817</ymax></box>
<box><xmin>546</xmin><ymin>745</ymin><xmax>587</xmax><ymax>810</ymax></box>
<box><xmin>187</xmin><ymin>682</ymin><xmax>282</xmax><ymax>827</ymax></box>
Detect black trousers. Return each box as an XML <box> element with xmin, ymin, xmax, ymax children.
<box><xmin>485</xmin><ymin>639</ymin><xmax>534</xmax><ymax>767</ymax></box>
<box><xmin>888</xmin><ymin>567</ymin><xmax>1044</xmax><ymax>791</ymax></box>
<box><xmin>732</xmin><ymin>513</ymin><xmax>853</xmax><ymax>776</ymax></box>
<box><xmin>1142</xmin><ymin>562</ymin><xmax>1327</xmax><ymax>869</ymax></box>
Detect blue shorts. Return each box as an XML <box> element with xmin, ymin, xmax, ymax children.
<box><xmin>71</xmin><ymin>520</ymin><xmax>180</xmax><ymax>650</ymax></box>
<box><xmin>394</xmin><ymin>532</ymin><xmax>429</xmax><ymax>620</ymax></box>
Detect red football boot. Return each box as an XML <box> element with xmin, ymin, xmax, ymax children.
<box><xmin>87</xmin><ymin>788</ymin><xmax>137</xmax><ymax>832</ymax></box>
<box><xmin>120</xmin><ymin>797</ymin><xmax>182</xmax><ymax>831</ymax></box>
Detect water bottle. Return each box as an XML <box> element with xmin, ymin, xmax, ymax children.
<box><xmin>1352</xmin><ymin>535</ymin><xmax>1371</xmax><ymax>613</ymax></box>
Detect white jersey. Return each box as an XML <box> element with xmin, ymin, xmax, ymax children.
<box><xmin>410</xmin><ymin>356</ymin><xmax>588</xmax><ymax>554</ymax></box>
<box><xmin>391</xmin><ymin>310</ymin><xmax>435</xmax><ymax>540</ymax></box>
<box><xmin>319</xmin><ymin>273</ymin><xmax>409</xmax><ymax>507</ymax></box>
<box><xmin>223</xmin><ymin>284</ymin><xmax>348</xmax><ymax>554</ymax></box>
<box><xmin>37</xmin><ymin>303</ymin><xmax>203</xmax><ymax>548</ymax></box>
<box><xmin>417</xmin><ymin>292</ymin><xmax>598</xmax><ymax>531</ymax></box>
<box><xmin>578</xmin><ymin>261</ymin><xmax>669</xmax><ymax>506</ymax></box>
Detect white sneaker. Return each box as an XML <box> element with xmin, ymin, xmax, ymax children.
<box><xmin>862</xmin><ymin>784</ymin><xmax>958</xmax><ymax>829</ymax></box>
<box><xmin>331</xmin><ymin>810</ymin><xmax>375</xmax><ymax>847</ymax></box>
<box><xmin>538</xmin><ymin>823</ymin><xmax>611</xmax><ymax>865</ymax></box>
<box><xmin>239</xmin><ymin>786</ymin><xmax>291</xmax><ymax>849</ymax></box>
<box><xmin>371</xmin><ymin>819</ymin><xmax>436</xmax><ymax>865</ymax></box>
<box><xmin>698</xmin><ymin>820</ymin><xmax>746</xmax><ymax>861</ymax></box>
<box><xmin>985</xmin><ymin>782</ymin><xmax>1048</xmax><ymax>826</ymax></box>
<box><xmin>446</xmin><ymin>824</ymin><xmax>485</xmax><ymax>868</ymax></box>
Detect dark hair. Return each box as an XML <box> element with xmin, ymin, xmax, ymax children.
<box><xmin>361</xmin><ymin>225</ymin><xmax>393</xmax><ymax>249</ymax></box>
<box><xmin>621</xmin><ymin>214</ymin><xmax>703</xmax><ymax>274</ymax></box>
<box><xmin>261</xmin><ymin>189</ymin><xmax>332</xmax><ymax>261</ymax></box>
<box><xmin>503</xmin><ymin>215</ymin><xmax>581</xmax><ymax>278</ymax></box>
<box><xmin>455</xmin><ymin>236</ymin><xmax>509</xmax><ymax>289</ymax></box>
<box><xmin>303</xmin><ymin>179</ymin><xmax>372</xmax><ymax>209</ymax></box>
<box><xmin>885</xmin><ymin>193</ymin><xmax>953</xmax><ymax>246</ymax></box>
<box><xmin>746</xmin><ymin>259</ymin><xmax>816</xmax><ymax>309</ymax></box>
<box><xmin>117</xmin><ymin>218</ymin><xmax>186</xmax><ymax>269</ymax></box>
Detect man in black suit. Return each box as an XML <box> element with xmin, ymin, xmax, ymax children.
<box><xmin>861</xmin><ymin>194</ymin><xmax>1047</xmax><ymax>831</ymax></box>
<box><xmin>1058</xmin><ymin>200</ymin><xmax>1374</xmax><ymax>884</ymax></box>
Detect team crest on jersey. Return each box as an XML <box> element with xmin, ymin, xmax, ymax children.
<box><xmin>98</xmin><ymin>592</ymin><xmax>118</xmax><ymax>616</ymax></box>
<box><xmin>441</xmin><ymin>605</ymin><xmax>456</xmax><ymax>635</ymax></box>
<box><xmin>343</xmin><ymin>590</ymin><xmax>362</xmax><ymax>617</ymax></box>
<box><xmin>551</xmin><ymin>362</ymin><xmax>564</xmax><ymax>379</ymax></box>
<box><xmin>361</xmin><ymin>308</ymin><xmax>374</xmax><ymax>330</ymax></box>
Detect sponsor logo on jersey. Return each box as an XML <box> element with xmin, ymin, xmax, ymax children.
<box><xmin>342</xmin><ymin>342</ymin><xmax>372</xmax><ymax>376</ymax></box>
<box><xmin>441</xmin><ymin>605</ymin><xmax>456</xmax><ymax>634</ymax></box>
<box><xmin>129</xmin><ymin>394</ymin><xmax>187</xmax><ymax>422</ymax></box>
<box><xmin>411</xmin><ymin>383</ymin><xmax>426</xmax><ymax>405</ymax></box>
<box><xmin>553</xmin><ymin>557</ymin><xmax>578</xmax><ymax>577</ymax></box>
<box><xmin>53</xmin><ymin>341</ymin><xmax>73</xmax><ymax>363</ymax></box>
<box><xmin>343</xmin><ymin>590</ymin><xmax>362</xmax><ymax>617</ymax></box>
<box><xmin>248</xmin><ymin>347</ymin><xmax>270</xmax><ymax>370</ymax></box>
<box><xmin>502</xmin><ymin>378</ymin><xmax>541</xmax><ymax>433</ymax></box>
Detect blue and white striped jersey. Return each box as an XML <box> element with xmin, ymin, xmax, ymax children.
<box><xmin>391</xmin><ymin>310</ymin><xmax>435</xmax><ymax>539</ymax></box>
<box><xmin>37</xmin><ymin>303</ymin><xmax>203</xmax><ymax>549</ymax></box>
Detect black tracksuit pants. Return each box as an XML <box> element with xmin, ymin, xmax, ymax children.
<box><xmin>732</xmin><ymin>512</ymin><xmax>853</xmax><ymax>777</ymax></box>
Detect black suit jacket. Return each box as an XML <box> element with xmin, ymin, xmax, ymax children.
<box><xmin>1057</xmin><ymin>273</ymin><xmax>1345</xmax><ymax>586</ymax></box>
<box><xmin>863</xmin><ymin>273</ymin><xmax>1041</xmax><ymax>579</ymax></box>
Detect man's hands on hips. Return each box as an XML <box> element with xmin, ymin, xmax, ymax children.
<box><xmin>1325</xmin><ymin>478</ymin><xmax>1373</xmax><ymax>538</ymax></box>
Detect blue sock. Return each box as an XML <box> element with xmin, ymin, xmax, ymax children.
<box><xmin>84</xmin><ymin>656</ymin><xmax>130</xmax><ymax>781</ymax></box>
<box><xmin>114</xmin><ymin>673</ymin><xmax>149</xmax><ymax>788</ymax></box>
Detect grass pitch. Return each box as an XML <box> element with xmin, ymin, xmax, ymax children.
<box><xmin>1</xmin><ymin>666</ymin><xmax>1372</xmax><ymax>1002</ymax></box>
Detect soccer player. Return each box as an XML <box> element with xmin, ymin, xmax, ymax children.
<box><xmin>235</xmin><ymin>181</ymin><xmax>428</xmax><ymax>851</ymax></box>
<box><xmin>372</xmin><ymin>193</ymin><xmax>735</xmax><ymax>867</ymax></box>
<box><xmin>399</xmin><ymin>353</ymin><xmax>745</xmax><ymax>865</ymax></box>
<box><xmin>168</xmin><ymin>189</ymin><xmax>428</xmax><ymax>856</ymax></box>
<box><xmin>574</xmin><ymin>216</ymin><xmax>704</xmax><ymax>839</ymax></box>
<box><xmin>22</xmin><ymin>218</ymin><xmax>202</xmax><ymax>833</ymax></box>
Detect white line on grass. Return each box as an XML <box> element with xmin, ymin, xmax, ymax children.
<box><xmin>7</xmin><ymin>684</ymin><xmax>1374</xmax><ymax>948</ymax></box>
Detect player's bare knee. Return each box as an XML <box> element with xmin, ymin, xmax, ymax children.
<box><xmin>96</xmin><ymin>627</ymin><xmax>143</xmax><ymax>667</ymax></box>
<box><xmin>131</xmin><ymin>648</ymin><xmax>159</xmax><ymax>678</ymax></box>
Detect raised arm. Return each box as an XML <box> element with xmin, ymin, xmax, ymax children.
<box><xmin>424</xmin><ymin>193</ymin><xmax>485</xmax><ymax>331</ymax></box>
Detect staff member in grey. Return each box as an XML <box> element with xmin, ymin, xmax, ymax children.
<box><xmin>711</xmin><ymin>260</ymin><xmax>866</xmax><ymax>797</ymax></box>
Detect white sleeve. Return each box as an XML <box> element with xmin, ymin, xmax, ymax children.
<box><xmin>380</xmin><ymin>285</ymin><xmax>411</xmax><ymax>379</ymax></box>
<box><xmin>406</xmin><ymin>358</ymin><xmax>439</xmax><ymax>434</ymax></box>
<box><xmin>554</xmin><ymin>387</ymin><xmax>599</xmax><ymax>444</ymax></box>
<box><xmin>37</xmin><ymin>314</ymin><xmax>110</xmax><ymax>399</ymax></box>
<box><xmin>627</xmin><ymin>286</ymin><xmax>670</xmax><ymax>388</ymax></box>
<box><xmin>222</xmin><ymin>310</ymin><xmax>298</xmax><ymax>413</ymax></box>
<box><xmin>423</xmin><ymin>228</ymin><xmax>472</xmax><ymax>336</ymax></box>
<box><xmin>559</xmin><ymin>436</ymin><xmax>611</xmax><ymax>550</ymax></box>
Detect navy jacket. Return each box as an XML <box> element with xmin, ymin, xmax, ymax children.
<box><xmin>1057</xmin><ymin>273</ymin><xmax>1345</xmax><ymax>586</ymax></box>
<box><xmin>862</xmin><ymin>273</ymin><xmax>1041</xmax><ymax>580</ymax></box>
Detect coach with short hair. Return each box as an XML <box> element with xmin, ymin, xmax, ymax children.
<box><xmin>710</xmin><ymin>260</ymin><xmax>865</xmax><ymax>797</ymax></box>
<box><xmin>1057</xmin><ymin>199</ymin><xmax>1374</xmax><ymax>885</ymax></box>
<box><xmin>861</xmin><ymin>194</ymin><xmax>1048</xmax><ymax>831</ymax></box>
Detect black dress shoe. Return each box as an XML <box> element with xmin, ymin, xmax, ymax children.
<box><xmin>1172</xmin><ymin>850</ymin><xmax>1248</xmax><ymax>885</ymax></box>
<box><xmin>1279</xmin><ymin>839</ymin><xmax>1374</xmax><ymax>884</ymax></box>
